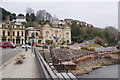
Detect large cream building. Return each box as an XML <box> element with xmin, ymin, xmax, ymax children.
<box><xmin>27</xmin><ymin>19</ymin><xmax>71</xmax><ymax>44</ymax></box>
<box><xmin>0</xmin><ymin>22</ymin><xmax>25</xmax><ymax>45</ymax></box>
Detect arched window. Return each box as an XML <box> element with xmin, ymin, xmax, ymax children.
<box><xmin>66</xmin><ymin>32</ymin><xmax>69</xmax><ymax>38</ymax></box>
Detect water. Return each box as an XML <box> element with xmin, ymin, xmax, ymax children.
<box><xmin>79</xmin><ymin>65</ymin><xmax>119</xmax><ymax>78</ymax></box>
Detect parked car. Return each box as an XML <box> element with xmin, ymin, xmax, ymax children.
<box><xmin>22</xmin><ymin>44</ymin><xmax>31</xmax><ymax>48</ymax></box>
<box><xmin>0</xmin><ymin>41</ymin><xmax>16</xmax><ymax>48</ymax></box>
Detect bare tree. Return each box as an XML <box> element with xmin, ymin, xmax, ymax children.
<box><xmin>36</xmin><ymin>9</ymin><xmax>53</xmax><ymax>21</ymax></box>
<box><xmin>26</xmin><ymin>8</ymin><xmax>34</xmax><ymax>14</ymax></box>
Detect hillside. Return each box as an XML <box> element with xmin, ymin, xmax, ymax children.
<box><xmin>64</xmin><ymin>18</ymin><xmax>119</xmax><ymax>46</ymax></box>
<box><xmin>0</xmin><ymin>7</ymin><xmax>16</xmax><ymax>21</ymax></box>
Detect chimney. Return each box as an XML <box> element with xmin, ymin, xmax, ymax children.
<box><xmin>6</xmin><ymin>15</ymin><xmax>10</xmax><ymax>24</ymax></box>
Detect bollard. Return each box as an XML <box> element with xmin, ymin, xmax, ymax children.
<box><xmin>25</xmin><ymin>46</ymin><xmax>28</xmax><ymax>51</ymax></box>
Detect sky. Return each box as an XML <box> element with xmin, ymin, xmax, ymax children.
<box><xmin>0</xmin><ymin>0</ymin><xmax>119</xmax><ymax>29</ymax></box>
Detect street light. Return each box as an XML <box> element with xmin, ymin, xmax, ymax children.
<box><xmin>26</xmin><ymin>27</ymin><xmax>36</xmax><ymax>52</ymax></box>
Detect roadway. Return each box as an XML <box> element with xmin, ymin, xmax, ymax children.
<box><xmin>0</xmin><ymin>47</ymin><xmax>24</xmax><ymax>65</ymax></box>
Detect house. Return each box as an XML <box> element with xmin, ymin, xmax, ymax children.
<box><xmin>0</xmin><ymin>22</ymin><xmax>25</xmax><ymax>45</ymax></box>
<box><xmin>15</xmin><ymin>16</ymin><xmax>26</xmax><ymax>22</ymax></box>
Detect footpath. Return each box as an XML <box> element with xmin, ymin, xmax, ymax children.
<box><xmin>0</xmin><ymin>49</ymin><xmax>40</xmax><ymax>78</ymax></box>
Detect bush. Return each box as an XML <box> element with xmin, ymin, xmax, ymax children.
<box><xmin>81</xmin><ymin>46</ymin><xmax>95</xmax><ymax>51</ymax></box>
<box><xmin>81</xmin><ymin>46</ymin><xmax>88</xmax><ymax>50</ymax></box>
<box><xmin>87</xmin><ymin>47</ymin><xmax>95</xmax><ymax>51</ymax></box>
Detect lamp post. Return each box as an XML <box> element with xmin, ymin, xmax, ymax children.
<box><xmin>25</xmin><ymin>27</ymin><xmax>35</xmax><ymax>52</ymax></box>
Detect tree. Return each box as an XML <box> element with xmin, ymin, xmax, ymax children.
<box><xmin>26</xmin><ymin>8</ymin><xmax>34</xmax><ymax>15</ymax></box>
<box><xmin>26</xmin><ymin>13</ymin><xmax>30</xmax><ymax>22</ymax></box>
<box><xmin>103</xmin><ymin>26</ymin><xmax>119</xmax><ymax>46</ymax></box>
<box><xmin>18</xmin><ymin>14</ymin><xmax>24</xmax><ymax>16</ymax></box>
<box><xmin>36</xmin><ymin>9</ymin><xmax>53</xmax><ymax>21</ymax></box>
<box><xmin>11</xmin><ymin>13</ymin><xmax>16</xmax><ymax>20</ymax></box>
<box><xmin>94</xmin><ymin>37</ymin><xmax>104</xmax><ymax>45</ymax></box>
<box><xmin>31</xmin><ymin>13</ymin><xmax>36</xmax><ymax>21</ymax></box>
<box><xmin>25</xmin><ymin>8</ymin><xmax>35</xmax><ymax>22</ymax></box>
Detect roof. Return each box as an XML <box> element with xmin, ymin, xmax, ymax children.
<box><xmin>15</xmin><ymin>22</ymin><xmax>22</xmax><ymax>25</ymax></box>
<box><xmin>16</xmin><ymin>16</ymin><xmax>26</xmax><ymax>19</ymax></box>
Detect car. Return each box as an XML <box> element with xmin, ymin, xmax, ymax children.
<box><xmin>21</xmin><ymin>44</ymin><xmax>31</xmax><ymax>48</ymax></box>
<box><xmin>0</xmin><ymin>41</ymin><xmax>16</xmax><ymax>48</ymax></box>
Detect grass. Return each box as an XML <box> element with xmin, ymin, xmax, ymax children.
<box><xmin>88</xmin><ymin>43</ymin><xmax>101</xmax><ymax>47</ymax></box>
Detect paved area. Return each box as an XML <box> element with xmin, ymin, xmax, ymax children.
<box><xmin>0</xmin><ymin>48</ymin><xmax>24</xmax><ymax>65</ymax></box>
<box><xmin>1</xmin><ymin>49</ymin><xmax>40</xmax><ymax>78</ymax></box>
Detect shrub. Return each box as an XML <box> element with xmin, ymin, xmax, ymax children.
<box><xmin>81</xmin><ymin>46</ymin><xmax>95</xmax><ymax>51</ymax></box>
<box><xmin>81</xmin><ymin>46</ymin><xmax>88</xmax><ymax>50</ymax></box>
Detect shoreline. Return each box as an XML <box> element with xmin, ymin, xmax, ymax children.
<box><xmin>73</xmin><ymin>53</ymin><xmax>120</xmax><ymax>76</ymax></box>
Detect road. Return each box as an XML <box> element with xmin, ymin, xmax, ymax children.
<box><xmin>0</xmin><ymin>47</ymin><xmax>24</xmax><ymax>65</ymax></box>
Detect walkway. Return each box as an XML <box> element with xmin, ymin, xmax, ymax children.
<box><xmin>0</xmin><ymin>49</ymin><xmax>40</xmax><ymax>78</ymax></box>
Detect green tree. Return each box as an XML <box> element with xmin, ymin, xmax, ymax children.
<box><xmin>26</xmin><ymin>13</ymin><xmax>30</xmax><ymax>22</ymax></box>
<box><xmin>18</xmin><ymin>14</ymin><xmax>24</xmax><ymax>16</ymax></box>
<box><xmin>11</xmin><ymin>13</ymin><xmax>16</xmax><ymax>20</ymax></box>
<box><xmin>31</xmin><ymin>13</ymin><xmax>36</xmax><ymax>21</ymax></box>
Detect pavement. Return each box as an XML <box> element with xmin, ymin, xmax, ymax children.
<box><xmin>0</xmin><ymin>48</ymin><xmax>24</xmax><ymax>65</ymax></box>
<box><xmin>0</xmin><ymin>49</ymin><xmax>40</xmax><ymax>78</ymax></box>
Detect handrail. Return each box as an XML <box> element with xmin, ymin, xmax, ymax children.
<box><xmin>34</xmin><ymin>47</ymin><xmax>58</xmax><ymax>79</ymax></box>
<box><xmin>34</xmin><ymin>47</ymin><xmax>79</xmax><ymax>80</ymax></box>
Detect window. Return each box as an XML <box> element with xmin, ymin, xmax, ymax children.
<box><xmin>66</xmin><ymin>33</ymin><xmax>69</xmax><ymax>38</ymax></box>
<box><xmin>13</xmin><ymin>32</ymin><xmax>15</xmax><ymax>36</ymax></box>
<box><xmin>13</xmin><ymin>39</ymin><xmax>15</xmax><ymax>43</ymax></box>
<box><xmin>8</xmin><ymin>31</ymin><xmax>10</xmax><ymax>36</ymax></box>
<box><xmin>3</xmin><ymin>31</ymin><xmax>5</xmax><ymax>36</ymax></box>
<box><xmin>8</xmin><ymin>25</ymin><xmax>10</xmax><ymax>28</ymax></box>
<box><xmin>2</xmin><ymin>25</ymin><xmax>5</xmax><ymax>28</ymax></box>
<box><xmin>17</xmin><ymin>31</ymin><xmax>19</xmax><ymax>36</ymax></box>
<box><xmin>8</xmin><ymin>38</ymin><xmax>10</xmax><ymax>41</ymax></box>
<box><xmin>13</xmin><ymin>26</ymin><xmax>14</xmax><ymax>28</ymax></box>
<box><xmin>16</xmin><ymin>39</ymin><xmax>20</xmax><ymax>44</ymax></box>
<box><xmin>22</xmin><ymin>32</ymin><xmax>24</xmax><ymax>36</ymax></box>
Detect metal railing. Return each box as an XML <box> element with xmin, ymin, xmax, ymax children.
<box><xmin>34</xmin><ymin>47</ymin><xmax>79</xmax><ymax>80</ymax></box>
<box><xmin>34</xmin><ymin>47</ymin><xmax>58</xmax><ymax>79</ymax></box>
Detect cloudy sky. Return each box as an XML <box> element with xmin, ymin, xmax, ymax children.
<box><xmin>0</xmin><ymin>0</ymin><xmax>119</xmax><ymax>29</ymax></box>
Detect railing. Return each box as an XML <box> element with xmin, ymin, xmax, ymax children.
<box><xmin>34</xmin><ymin>47</ymin><xmax>79</xmax><ymax>80</ymax></box>
<box><xmin>34</xmin><ymin>47</ymin><xmax>58</xmax><ymax>79</ymax></box>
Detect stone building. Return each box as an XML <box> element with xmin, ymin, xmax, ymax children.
<box><xmin>0</xmin><ymin>22</ymin><xmax>25</xmax><ymax>45</ymax></box>
<box><xmin>27</xmin><ymin>19</ymin><xmax>71</xmax><ymax>44</ymax></box>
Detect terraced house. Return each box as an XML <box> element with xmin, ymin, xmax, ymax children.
<box><xmin>0</xmin><ymin>22</ymin><xmax>25</xmax><ymax>45</ymax></box>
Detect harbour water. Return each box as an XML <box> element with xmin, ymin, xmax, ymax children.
<box><xmin>79</xmin><ymin>65</ymin><xmax>119</xmax><ymax>78</ymax></box>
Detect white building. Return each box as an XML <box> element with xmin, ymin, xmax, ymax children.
<box><xmin>15</xmin><ymin>16</ymin><xmax>26</xmax><ymax>22</ymax></box>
